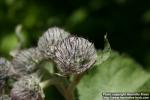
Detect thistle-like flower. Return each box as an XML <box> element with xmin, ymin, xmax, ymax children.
<box><xmin>53</xmin><ymin>36</ymin><xmax>97</xmax><ymax>74</ymax></box>
<box><xmin>38</xmin><ymin>27</ymin><xmax>70</xmax><ymax>58</ymax></box>
<box><xmin>0</xmin><ymin>58</ymin><xmax>10</xmax><ymax>79</ymax></box>
<box><xmin>0</xmin><ymin>58</ymin><xmax>13</xmax><ymax>90</ymax></box>
<box><xmin>10</xmin><ymin>74</ymin><xmax>44</xmax><ymax>100</ymax></box>
<box><xmin>12</xmin><ymin>48</ymin><xmax>43</xmax><ymax>76</ymax></box>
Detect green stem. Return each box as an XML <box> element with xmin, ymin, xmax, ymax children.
<box><xmin>40</xmin><ymin>75</ymin><xmax>67</xmax><ymax>98</ymax></box>
<box><xmin>40</xmin><ymin>73</ymin><xmax>84</xmax><ymax>100</ymax></box>
<box><xmin>64</xmin><ymin>73</ymin><xmax>84</xmax><ymax>100</ymax></box>
<box><xmin>68</xmin><ymin>73</ymin><xmax>84</xmax><ymax>92</ymax></box>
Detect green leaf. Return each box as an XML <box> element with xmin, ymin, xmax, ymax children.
<box><xmin>137</xmin><ymin>78</ymin><xmax>150</xmax><ymax>92</ymax></box>
<box><xmin>77</xmin><ymin>51</ymin><xmax>150</xmax><ymax>100</ymax></box>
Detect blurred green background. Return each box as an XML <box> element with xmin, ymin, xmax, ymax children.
<box><xmin>0</xmin><ymin>0</ymin><xmax>150</xmax><ymax>69</ymax></box>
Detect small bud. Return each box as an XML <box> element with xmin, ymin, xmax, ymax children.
<box><xmin>10</xmin><ymin>74</ymin><xmax>44</xmax><ymax>100</ymax></box>
<box><xmin>0</xmin><ymin>95</ymin><xmax>11</xmax><ymax>100</ymax></box>
<box><xmin>54</xmin><ymin>36</ymin><xmax>97</xmax><ymax>74</ymax></box>
<box><xmin>12</xmin><ymin>48</ymin><xmax>43</xmax><ymax>76</ymax></box>
<box><xmin>38</xmin><ymin>27</ymin><xmax>70</xmax><ymax>58</ymax></box>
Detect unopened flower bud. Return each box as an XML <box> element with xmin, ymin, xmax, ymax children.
<box><xmin>54</xmin><ymin>36</ymin><xmax>97</xmax><ymax>74</ymax></box>
<box><xmin>38</xmin><ymin>27</ymin><xmax>70</xmax><ymax>58</ymax></box>
<box><xmin>10</xmin><ymin>74</ymin><xmax>44</xmax><ymax>100</ymax></box>
<box><xmin>12</xmin><ymin>48</ymin><xmax>43</xmax><ymax>76</ymax></box>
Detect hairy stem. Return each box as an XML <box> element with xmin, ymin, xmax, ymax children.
<box><xmin>40</xmin><ymin>75</ymin><xmax>67</xmax><ymax>98</ymax></box>
<box><xmin>64</xmin><ymin>73</ymin><xmax>84</xmax><ymax>100</ymax></box>
<box><xmin>68</xmin><ymin>73</ymin><xmax>84</xmax><ymax>92</ymax></box>
<box><xmin>40</xmin><ymin>73</ymin><xmax>84</xmax><ymax>100</ymax></box>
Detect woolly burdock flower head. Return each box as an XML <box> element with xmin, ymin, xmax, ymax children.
<box><xmin>0</xmin><ymin>58</ymin><xmax>11</xmax><ymax>79</ymax></box>
<box><xmin>10</xmin><ymin>74</ymin><xmax>44</xmax><ymax>100</ymax></box>
<box><xmin>0</xmin><ymin>58</ymin><xmax>13</xmax><ymax>89</ymax></box>
<box><xmin>38</xmin><ymin>27</ymin><xmax>70</xmax><ymax>58</ymax></box>
<box><xmin>12</xmin><ymin>48</ymin><xmax>43</xmax><ymax>76</ymax></box>
<box><xmin>54</xmin><ymin>36</ymin><xmax>97</xmax><ymax>74</ymax></box>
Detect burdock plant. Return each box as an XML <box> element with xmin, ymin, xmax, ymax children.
<box><xmin>0</xmin><ymin>27</ymin><xmax>110</xmax><ymax>100</ymax></box>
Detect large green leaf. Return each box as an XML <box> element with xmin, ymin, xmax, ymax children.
<box><xmin>77</xmin><ymin>51</ymin><xmax>150</xmax><ymax>100</ymax></box>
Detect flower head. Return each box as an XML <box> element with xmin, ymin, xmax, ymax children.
<box><xmin>0</xmin><ymin>58</ymin><xmax>13</xmax><ymax>89</ymax></box>
<box><xmin>0</xmin><ymin>58</ymin><xmax>11</xmax><ymax>79</ymax></box>
<box><xmin>38</xmin><ymin>27</ymin><xmax>70</xmax><ymax>58</ymax></box>
<box><xmin>10</xmin><ymin>74</ymin><xmax>44</xmax><ymax>100</ymax></box>
<box><xmin>12</xmin><ymin>48</ymin><xmax>43</xmax><ymax>76</ymax></box>
<box><xmin>54</xmin><ymin>36</ymin><xmax>97</xmax><ymax>74</ymax></box>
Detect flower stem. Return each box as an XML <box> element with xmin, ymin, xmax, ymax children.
<box><xmin>40</xmin><ymin>73</ymin><xmax>84</xmax><ymax>100</ymax></box>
